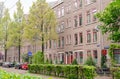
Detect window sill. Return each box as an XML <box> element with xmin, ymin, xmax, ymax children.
<box><xmin>66</xmin><ymin>44</ymin><xmax>72</xmax><ymax>46</ymax></box>
<box><xmin>93</xmin><ymin>42</ymin><xmax>97</xmax><ymax>44</ymax></box>
<box><xmin>65</xmin><ymin>26</ymin><xmax>71</xmax><ymax>29</ymax></box>
<box><xmin>57</xmin><ymin>47</ymin><xmax>64</xmax><ymax>49</ymax></box>
<box><xmin>85</xmin><ymin>2</ymin><xmax>96</xmax><ymax>6</ymax></box>
<box><xmin>73</xmin><ymin>44</ymin><xmax>83</xmax><ymax>47</ymax></box>
<box><xmin>86</xmin><ymin>21</ymin><xmax>98</xmax><ymax>26</ymax></box>
<box><xmin>73</xmin><ymin>26</ymin><xmax>83</xmax><ymax>29</ymax></box>
<box><xmin>86</xmin><ymin>43</ymin><xmax>92</xmax><ymax>45</ymax></box>
<box><xmin>58</xmin><ymin>31</ymin><xmax>64</xmax><ymax>34</ymax></box>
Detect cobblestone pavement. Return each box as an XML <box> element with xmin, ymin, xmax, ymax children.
<box><xmin>0</xmin><ymin>67</ymin><xmax>112</xmax><ymax>79</ymax></box>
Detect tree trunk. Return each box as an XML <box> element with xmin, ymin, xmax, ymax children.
<box><xmin>42</xmin><ymin>36</ymin><xmax>44</xmax><ymax>53</ymax></box>
<box><xmin>41</xmin><ymin>20</ymin><xmax>44</xmax><ymax>53</ymax></box>
<box><xmin>4</xmin><ymin>48</ymin><xmax>7</xmax><ymax>62</ymax></box>
<box><xmin>18</xmin><ymin>44</ymin><xmax>21</xmax><ymax>62</ymax></box>
<box><xmin>18</xmin><ymin>39</ymin><xmax>21</xmax><ymax>62</ymax></box>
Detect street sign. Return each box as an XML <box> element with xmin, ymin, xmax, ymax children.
<box><xmin>28</xmin><ymin>51</ymin><xmax>32</xmax><ymax>56</ymax></box>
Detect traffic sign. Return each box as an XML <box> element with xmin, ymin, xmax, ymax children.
<box><xmin>28</xmin><ymin>51</ymin><xmax>32</xmax><ymax>56</ymax></box>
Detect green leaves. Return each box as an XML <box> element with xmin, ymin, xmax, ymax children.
<box><xmin>32</xmin><ymin>51</ymin><xmax>44</xmax><ymax>64</ymax></box>
<box><xmin>0</xmin><ymin>69</ymin><xmax>42</xmax><ymax>79</ymax></box>
<box><xmin>24</xmin><ymin>0</ymin><xmax>58</xmax><ymax>45</ymax></box>
<box><xmin>96</xmin><ymin>0</ymin><xmax>120</xmax><ymax>42</ymax></box>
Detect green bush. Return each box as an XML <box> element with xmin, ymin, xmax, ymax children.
<box><xmin>32</xmin><ymin>51</ymin><xmax>44</xmax><ymax>64</ymax></box>
<box><xmin>84</xmin><ymin>56</ymin><xmax>96</xmax><ymax>66</ymax></box>
<box><xmin>28</xmin><ymin>64</ymin><xmax>96</xmax><ymax>79</ymax></box>
<box><xmin>67</xmin><ymin>74</ymin><xmax>78</xmax><ymax>79</ymax></box>
<box><xmin>72</xmin><ymin>59</ymin><xmax>78</xmax><ymax>65</ymax></box>
<box><xmin>111</xmin><ymin>67</ymin><xmax>120</xmax><ymax>79</ymax></box>
<box><xmin>83</xmin><ymin>65</ymin><xmax>96</xmax><ymax>79</ymax></box>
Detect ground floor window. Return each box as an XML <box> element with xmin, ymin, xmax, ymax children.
<box><xmin>93</xmin><ymin>50</ymin><xmax>98</xmax><ymax>64</ymax></box>
<box><xmin>74</xmin><ymin>51</ymin><xmax>83</xmax><ymax>64</ymax></box>
<box><xmin>114</xmin><ymin>49</ymin><xmax>120</xmax><ymax>64</ymax></box>
<box><xmin>80</xmin><ymin>52</ymin><xmax>83</xmax><ymax>63</ymax></box>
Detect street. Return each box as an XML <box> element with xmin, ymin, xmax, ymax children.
<box><xmin>0</xmin><ymin>67</ymin><xmax>112</xmax><ymax>79</ymax></box>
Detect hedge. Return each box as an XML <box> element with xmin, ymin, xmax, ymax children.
<box><xmin>111</xmin><ymin>67</ymin><xmax>120</xmax><ymax>79</ymax></box>
<box><xmin>28</xmin><ymin>64</ymin><xmax>96</xmax><ymax>79</ymax></box>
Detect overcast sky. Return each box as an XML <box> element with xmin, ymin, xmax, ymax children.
<box><xmin>0</xmin><ymin>0</ymin><xmax>57</xmax><ymax>16</ymax></box>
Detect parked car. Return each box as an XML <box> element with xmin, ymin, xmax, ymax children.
<box><xmin>21</xmin><ymin>63</ymin><xmax>28</xmax><ymax>70</ymax></box>
<box><xmin>9</xmin><ymin>62</ymin><xmax>14</xmax><ymax>67</ymax></box>
<box><xmin>15</xmin><ymin>63</ymin><xmax>23</xmax><ymax>69</ymax></box>
<box><xmin>2</xmin><ymin>62</ymin><xmax>11</xmax><ymax>68</ymax></box>
<box><xmin>0</xmin><ymin>62</ymin><xmax>3</xmax><ymax>66</ymax></box>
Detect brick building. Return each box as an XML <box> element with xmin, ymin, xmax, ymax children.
<box><xmin>44</xmin><ymin>0</ymin><xmax>112</xmax><ymax>66</ymax></box>
<box><xmin>5</xmin><ymin>0</ymin><xmax>113</xmax><ymax>66</ymax></box>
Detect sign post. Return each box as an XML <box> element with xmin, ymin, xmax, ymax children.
<box><xmin>28</xmin><ymin>51</ymin><xmax>32</xmax><ymax>64</ymax></box>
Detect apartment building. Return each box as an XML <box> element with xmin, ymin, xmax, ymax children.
<box><xmin>4</xmin><ymin>0</ymin><xmax>113</xmax><ymax>66</ymax></box>
<box><xmin>44</xmin><ymin>0</ymin><xmax>112</xmax><ymax>66</ymax></box>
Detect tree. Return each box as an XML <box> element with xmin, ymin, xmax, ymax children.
<box><xmin>96</xmin><ymin>0</ymin><xmax>120</xmax><ymax>42</ymax></box>
<box><xmin>32</xmin><ymin>51</ymin><xmax>44</xmax><ymax>64</ymax></box>
<box><xmin>24</xmin><ymin>0</ymin><xmax>57</xmax><ymax>53</ymax></box>
<box><xmin>0</xmin><ymin>9</ymin><xmax>11</xmax><ymax>61</ymax></box>
<box><xmin>10</xmin><ymin>0</ymin><xmax>24</xmax><ymax>62</ymax></box>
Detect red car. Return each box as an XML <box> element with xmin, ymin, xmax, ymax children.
<box><xmin>21</xmin><ymin>63</ymin><xmax>28</xmax><ymax>70</ymax></box>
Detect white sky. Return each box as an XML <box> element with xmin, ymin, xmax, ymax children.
<box><xmin>0</xmin><ymin>0</ymin><xmax>57</xmax><ymax>16</ymax></box>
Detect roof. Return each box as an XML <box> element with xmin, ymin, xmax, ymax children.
<box><xmin>48</xmin><ymin>0</ymin><xmax>63</xmax><ymax>8</ymax></box>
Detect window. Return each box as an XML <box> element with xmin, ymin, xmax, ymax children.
<box><xmin>92</xmin><ymin>9</ymin><xmax>97</xmax><ymax>22</ymax></box>
<box><xmin>74</xmin><ymin>33</ymin><xmax>78</xmax><ymax>45</ymax></box>
<box><xmin>87</xmin><ymin>50</ymin><xmax>91</xmax><ymax>57</ymax></box>
<box><xmin>87</xmin><ymin>31</ymin><xmax>91</xmax><ymax>43</ymax></box>
<box><xmin>56</xmin><ymin>26</ymin><xmax>59</xmax><ymax>33</ymax></box>
<box><xmin>66</xmin><ymin>18</ymin><xmax>71</xmax><ymax>28</ymax></box>
<box><xmin>66</xmin><ymin>4</ymin><xmax>71</xmax><ymax>14</ymax></box>
<box><xmin>61</xmin><ymin>37</ymin><xmax>64</xmax><ymax>47</ymax></box>
<box><xmin>114</xmin><ymin>49</ymin><xmax>120</xmax><ymax>64</ymax></box>
<box><xmin>66</xmin><ymin>35</ymin><xmax>68</xmax><ymax>44</ymax></box>
<box><xmin>86</xmin><ymin>0</ymin><xmax>91</xmax><ymax>4</ymax></box>
<box><xmin>91</xmin><ymin>0</ymin><xmax>96</xmax><ymax>3</ymax></box>
<box><xmin>66</xmin><ymin>35</ymin><xmax>71</xmax><ymax>44</ymax></box>
<box><xmin>74</xmin><ymin>16</ymin><xmax>78</xmax><ymax>27</ymax></box>
<box><xmin>49</xmin><ymin>54</ymin><xmax>52</xmax><ymax>60</ymax></box>
<box><xmin>66</xmin><ymin>19</ymin><xmax>69</xmax><ymax>28</ymax></box>
<box><xmin>53</xmin><ymin>40</ymin><xmax>56</xmax><ymax>48</ymax></box>
<box><xmin>46</xmin><ymin>42</ymin><xmax>48</xmax><ymax>49</ymax></box>
<box><xmin>79</xmin><ymin>14</ymin><xmax>82</xmax><ymax>26</ymax></box>
<box><xmin>79</xmin><ymin>32</ymin><xmax>83</xmax><ymax>43</ymax></box>
<box><xmin>93</xmin><ymin>29</ymin><xmax>97</xmax><ymax>42</ymax></box>
<box><xmin>61</xmin><ymin>7</ymin><xmax>64</xmax><ymax>16</ymax></box>
<box><xmin>74</xmin><ymin>0</ymin><xmax>78</xmax><ymax>8</ymax></box>
<box><xmin>61</xmin><ymin>21</ymin><xmax>64</xmax><ymax>32</ymax></box>
<box><xmin>69</xmin><ymin>35</ymin><xmax>71</xmax><ymax>44</ymax></box>
<box><xmin>79</xmin><ymin>0</ymin><xmax>82</xmax><ymax>7</ymax></box>
<box><xmin>58</xmin><ymin>8</ymin><xmax>61</xmax><ymax>18</ymax></box>
<box><xmin>93</xmin><ymin>50</ymin><xmax>98</xmax><ymax>63</ymax></box>
<box><xmin>80</xmin><ymin>51</ymin><xmax>83</xmax><ymax>63</ymax></box>
<box><xmin>58</xmin><ymin>38</ymin><xmax>61</xmax><ymax>48</ymax></box>
<box><xmin>49</xmin><ymin>40</ymin><xmax>52</xmax><ymax>48</ymax></box>
<box><xmin>87</xmin><ymin>11</ymin><xmax>91</xmax><ymax>23</ymax></box>
<box><xmin>60</xmin><ymin>53</ymin><xmax>64</xmax><ymax>63</ymax></box>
